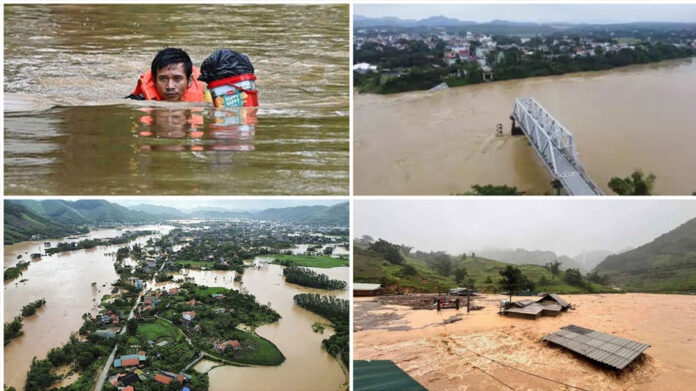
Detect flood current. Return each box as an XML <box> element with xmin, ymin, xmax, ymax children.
<box><xmin>4</xmin><ymin>4</ymin><xmax>349</xmax><ymax>195</ymax></box>
<box><xmin>354</xmin><ymin>58</ymin><xmax>696</xmax><ymax>195</ymax></box>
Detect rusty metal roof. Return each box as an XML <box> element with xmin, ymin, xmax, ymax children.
<box><xmin>543</xmin><ymin>325</ymin><xmax>650</xmax><ymax>370</ymax></box>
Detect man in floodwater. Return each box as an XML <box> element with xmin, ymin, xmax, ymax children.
<box><xmin>127</xmin><ymin>48</ymin><xmax>206</xmax><ymax>102</ymax></box>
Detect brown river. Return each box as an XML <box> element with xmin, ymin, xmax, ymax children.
<box><xmin>3</xmin><ymin>225</ymin><xmax>174</xmax><ymax>389</ymax></box>
<box><xmin>4</xmin><ymin>232</ymin><xmax>348</xmax><ymax>390</ymax></box>
<box><xmin>4</xmin><ymin>4</ymin><xmax>349</xmax><ymax>195</ymax></box>
<box><xmin>354</xmin><ymin>58</ymin><xmax>696</xmax><ymax>195</ymax></box>
<box><xmin>187</xmin><ymin>259</ymin><xmax>349</xmax><ymax>391</ymax></box>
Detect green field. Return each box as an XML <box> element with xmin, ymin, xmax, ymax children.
<box><xmin>233</xmin><ymin>333</ymin><xmax>285</xmax><ymax>365</ymax></box>
<box><xmin>272</xmin><ymin>255</ymin><xmax>349</xmax><ymax>268</ymax></box>
<box><xmin>354</xmin><ymin>246</ymin><xmax>611</xmax><ymax>294</ymax></box>
<box><xmin>137</xmin><ymin>318</ymin><xmax>183</xmax><ymax>343</ymax></box>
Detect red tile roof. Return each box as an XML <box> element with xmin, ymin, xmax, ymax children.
<box><xmin>154</xmin><ymin>373</ymin><xmax>172</xmax><ymax>385</ymax></box>
<box><xmin>123</xmin><ymin>387</ymin><xmax>135</xmax><ymax>391</ymax></box>
<box><xmin>121</xmin><ymin>358</ymin><xmax>139</xmax><ymax>367</ymax></box>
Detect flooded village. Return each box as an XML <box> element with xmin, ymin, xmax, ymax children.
<box><xmin>4</xmin><ymin>199</ymin><xmax>349</xmax><ymax>391</ymax></box>
<box><xmin>353</xmin><ymin>199</ymin><xmax>696</xmax><ymax>391</ymax></box>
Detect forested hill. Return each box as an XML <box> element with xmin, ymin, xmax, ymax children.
<box><xmin>255</xmin><ymin>202</ymin><xmax>349</xmax><ymax>226</ymax></box>
<box><xmin>594</xmin><ymin>217</ymin><xmax>696</xmax><ymax>291</ymax></box>
<box><xmin>354</xmin><ymin>241</ymin><xmax>610</xmax><ymax>294</ymax></box>
<box><xmin>4</xmin><ymin>201</ymin><xmax>87</xmax><ymax>244</ymax></box>
<box><xmin>14</xmin><ymin>199</ymin><xmax>156</xmax><ymax>226</ymax></box>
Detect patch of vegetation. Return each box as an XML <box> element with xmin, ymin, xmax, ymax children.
<box><xmin>4</xmin><ymin>260</ymin><xmax>30</xmax><ymax>282</ymax></box>
<box><xmin>44</xmin><ymin>231</ymin><xmax>154</xmax><ymax>255</ymax></box>
<box><xmin>136</xmin><ymin>319</ymin><xmax>182</xmax><ymax>343</ymax></box>
<box><xmin>272</xmin><ymin>255</ymin><xmax>349</xmax><ymax>268</ymax></box>
<box><xmin>293</xmin><ymin>294</ymin><xmax>349</xmax><ymax>366</ymax></box>
<box><xmin>456</xmin><ymin>184</ymin><xmax>525</xmax><ymax>195</ymax></box>
<box><xmin>21</xmin><ymin>298</ymin><xmax>46</xmax><ymax>317</ymax></box>
<box><xmin>354</xmin><ymin>243</ymin><xmax>613</xmax><ymax>294</ymax></box>
<box><xmin>608</xmin><ymin>170</ymin><xmax>656</xmax><ymax>195</ymax></box>
<box><xmin>4</xmin><ymin>316</ymin><xmax>24</xmax><ymax>345</ymax></box>
<box><xmin>283</xmin><ymin>267</ymin><xmax>347</xmax><ymax>290</ymax></box>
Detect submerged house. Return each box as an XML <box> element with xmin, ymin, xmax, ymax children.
<box><xmin>500</xmin><ymin>293</ymin><xmax>572</xmax><ymax>319</ymax></box>
<box><xmin>353</xmin><ymin>283</ymin><xmax>385</xmax><ymax>297</ymax></box>
<box><xmin>544</xmin><ymin>325</ymin><xmax>650</xmax><ymax>370</ymax></box>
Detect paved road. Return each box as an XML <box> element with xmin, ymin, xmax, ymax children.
<box><xmin>93</xmin><ymin>257</ymin><xmax>167</xmax><ymax>390</ymax></box>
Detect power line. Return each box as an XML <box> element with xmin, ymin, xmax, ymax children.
<box><xmin>472</xmin><ymin>351</ymin><xmax>592</xmax><ymax>391</ymax></box>
<box><xmin>473</xmin><ymin>365</ymin><xmax>517</xmax><ymax>391</ymax></box>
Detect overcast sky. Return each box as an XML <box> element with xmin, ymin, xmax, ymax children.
<box><xmin>355</xmin><ymin>4</ymin><xmax>696</xmax><ymax>24</ymax></box>
<box><xmin>105</xmin><ymin>198</ymin><xmax>345</xmax><ymax>211</ymax></box>
<box><xmin>355</xmin><ymin>199</ymin><xmax>696</xmax><ymax>256</ymax></box>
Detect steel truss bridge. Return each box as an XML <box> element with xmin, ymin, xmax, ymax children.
<box><xmin>511</xmin><ymin>97</ymin><xmax>603</xmax><ymax>195</ymax></box>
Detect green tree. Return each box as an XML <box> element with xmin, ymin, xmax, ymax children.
<box><xmin>564</xmin><ymin>268</ymin><xmax>584</xmax><ymax>286</ymax></box>
<box><xmin>454</xmin><ymin>267</ymin><xmax>468</xmax><ymax>285</ymax></box>
<box><xmin>126</xmin><ymin>318</ymin><xmax>138</xmax><ymax>336</ymax></box>
<box><xmin>608</xmin><ymin>170</ymin><xmax>656</xmax><ymax>195</ymax></box>
<box><xmin>544</xmin><ymin>260</ymin><xmax>561</xmax><ymax>279</ymax></box>
<box><xmin>499</xmin><ymin>265</ymin><xmax>524</xmax><ymax>301</ymax></box>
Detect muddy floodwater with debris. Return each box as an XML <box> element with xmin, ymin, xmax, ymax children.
<box><xmin>353</xmin><ymin>293</ymin><xmax>696</xmax><ymax>391</ymax></box>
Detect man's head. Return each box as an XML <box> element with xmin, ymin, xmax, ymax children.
<box><xmin>151</xmin><ymin>48</ymin><xmax>193</xmax><ymax>101</ymax></box>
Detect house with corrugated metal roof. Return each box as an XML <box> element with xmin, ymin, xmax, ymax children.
<box><xmin>500</xmin><ymin>293</ymin><xmax>572</xmax><ymax>319</ymax></box>
<box><xmin>353</xmin><ymin>283</ymin><xmax>384</xmax><ymax>297</ymax></box>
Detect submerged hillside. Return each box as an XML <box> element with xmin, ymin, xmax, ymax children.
<box><xmin>595</xmin><ymin>217</ymin><xmax>696</xmax><ymax>291</ymax></box>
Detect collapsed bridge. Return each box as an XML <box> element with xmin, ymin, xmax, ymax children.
<box><xmin>510</xmin><ymin>97</ymin><xmax>603</xmax><ymax>195</ymax></box>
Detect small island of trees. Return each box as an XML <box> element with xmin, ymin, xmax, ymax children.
<box><xmin>283</xmin><ymin>267</ymin><xmax>347</xmax><ymax>290</ymax></box>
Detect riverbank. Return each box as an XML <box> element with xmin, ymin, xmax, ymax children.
<box><xmin>356</xmin><ymin>56</ymin><xmax>696</xmax><ymax>95</ymax></box>
<box><xmin>354</xmin><ymin>58</ymin><xmax>696</xmax><ymax>195</ymax></box>
<box><xmin>354</xmin><ymin>293</ymin><xmax>696</xmax><ymax>391</ymax></box>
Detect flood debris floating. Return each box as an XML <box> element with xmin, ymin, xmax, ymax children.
<box><xmin>500</xmin><ymin>293</ymin><xmax>572</xmax><ymax>319</ymax></box>
<box><xmin>428</xmin><ymin>82</ymin><xmax>449</xmax><ymax>92</ymax></box>
<box><xmin>543</xmin><ymin>325</ymin><xmax>650</xmax><ymax>370</ymax></box>
<box><xmin>354</xmin><ymin>360</ymin><xmax>428</xmax><ymax>391</ymax></box>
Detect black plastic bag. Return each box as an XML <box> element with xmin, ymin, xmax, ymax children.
<box><xmin>198</xmin><ymin>49</ymin><xmax>254</xmax><ymax>82</ymax></box>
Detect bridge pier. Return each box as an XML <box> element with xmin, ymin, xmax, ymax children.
<box><xmin>509</xmin><ymin>115</ymin><xmax>524</xmax><ymax>136</ymax></box>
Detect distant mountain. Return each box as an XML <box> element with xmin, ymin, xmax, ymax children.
<box><xmin>594</xmin><ymin>217</ymin><xmax>696</xmax><ymax>291</ymax></box>
<box><xmin>572</xmin><ymin>250</ymin><xmax>614</xmax><ymax>271</ymax></box>
<box><xmin>354</xmin><ymin>15</ymin><xmax>696</xmax><ymax>34</ymax></box>
<box><xmin>254</xmin><ymin>202</ymin><xmax>349</xmax><ymax>226</ymax></box>
<box><xmin>4</xmin><ymin>201</ymin><xmax>87</xmax><ymax>244</ymax></box>
<box><xmin>129</xmin><ymin>204</ymin><xmax>185</xmax><ymax>218</ymax></box>
<box><xmin>14</xmin><ymin>199</ymin><xmax>157</xmax><ymax>226</ymax></box>
<box><xmin>416</xmin><ymin>16</ymin><xmax>476</xmax><ymax>27</ymax></box>
<box><xmin>478</xmin><ymin>249</ymin><xmax>587</xmax><ymax>272</ymax></box>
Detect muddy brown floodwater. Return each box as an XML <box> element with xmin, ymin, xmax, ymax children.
<box><xmin>354</xmin><ymin>293</ymin><xmax>696</xmax><ymax>391</ymax></box>
<box><xmin>4</xmin><ymin>4</ymin><xmax>349</xmax><ymax>195</ymax></box>
<box><xmin>354</xmin><ymin>59</ymin><xmax>696</xmax><ymax>195</ymax></box>
<box><xmin>3</xmin><ymin>225</ymin><xmax>173</xmax><ymax>389</ymax></box>
<box><xmin>187</xmin><ymin>260</ymin><xmax>349</xmax><ymax>391</ymax></box>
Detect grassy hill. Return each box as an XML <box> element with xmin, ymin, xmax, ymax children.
<box><xmin>595</xmin><ymin>217</ymin><xmax>696</xmax><ymax>292</ymax></box>
<box><xmin>4</xmin><ymin>200</ymin><xmax>87</xmax><ymax>244</ymax></box>
<box><xmin>354</xmin><ymin>246</ymin><xmax>611</xmax><ymax>294</ymax></box>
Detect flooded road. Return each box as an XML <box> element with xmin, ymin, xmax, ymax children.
<box><xmin>354</xmin><ymin>58</ymin><xmax>696</xmax><ymax>195</ymax></box>
<box><xmin>189</xmin><ymin>261</ymin><xmax>349</xmax><ymax>391</ymax></box>
<box><xmin>3</xmin><ymin>225</ymin><xmax>173</xmax><ymax>389</ymax></box>
<box><xmin>4</xmin><ymin>4</ymin><xmax>349</xmax><ymax>195</ymax></box>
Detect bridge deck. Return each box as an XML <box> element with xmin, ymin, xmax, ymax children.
<box><xmin>512</xmin><ymin>97</ymin><xmax>603</xmax><ymax>196</ymax></box>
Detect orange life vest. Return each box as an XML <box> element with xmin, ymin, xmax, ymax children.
<box><xmin>130</xmin><ymin>66</ymin><xmax>206</xmax><ymax>102</ymax></box>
